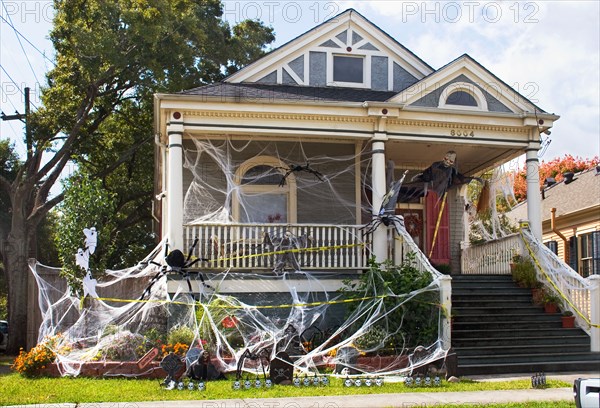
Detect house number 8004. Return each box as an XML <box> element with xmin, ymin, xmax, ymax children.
<box><xmin>450</xmin><ymin>129</ymin><xmax>475</xmax><ymax>137</ymax></box>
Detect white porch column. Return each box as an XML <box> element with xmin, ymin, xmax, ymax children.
<box><xmin>371</xmin><ymin>133</ymin><xmax>388</xmax><ymax>262</ymax></box>
<box><xmin>439</xmin><ymin>275</ymin><xmax>452</xmax><ymax>350</ymax></box>
<box><xmin>589</xmin><ymin>275</ymin><xmax>600</xmax><ymax>352</ymax></box>
<box><xmin>166</xmin><ymin>117</ymin><xmax>184</xmax><ymax>251</ymax></box>
<box><xmin>525</xmin><ymin>143</ymin><xmax>542</xmax><ymax>240</ymax></box>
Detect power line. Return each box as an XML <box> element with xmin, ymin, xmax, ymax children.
<box><xmin>0</xmin><ymin>10</ymin><xmax>55</xmax><ymax>67</ymax></box>
<box><xmin>1</xmin><ymin>0</ymin><xmax>41</xmax><ymax>84</ymax></box>
<box><xmin>0</xmin><ymin>64</ymin><xmax>39</xmax><ymax>110</ymax></box>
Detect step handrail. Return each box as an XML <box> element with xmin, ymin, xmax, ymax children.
<box><xmin>519</xmin><ymin>227</ymin><xmax>599</xmax><ymax>336</ymax></box>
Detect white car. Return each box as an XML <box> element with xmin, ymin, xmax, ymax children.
<box><xmin>0</xmin><ymin>320</ymin><xmax>8</xmax><ymax>351</ymax></box>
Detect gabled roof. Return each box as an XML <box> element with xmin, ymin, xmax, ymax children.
<box><xmin>179</xmin><ymin>82</ymin><xmax>397</xmax><ymax>102</ymax></box>
<box><xmin>225</xmin><ymin>8</ymin><xmax>434</xmax><ymax>88</ymax></box>
<box><xmin>507</xmin><ymin>167</ymin><xmax>600</xmax><ymax>223</ymax></box>
<box><xmin>389</xmin><ymin>54</ymin><xmax>548</xmax><ymax>114</ymax></box>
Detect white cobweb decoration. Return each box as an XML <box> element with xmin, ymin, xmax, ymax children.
<box><xmin>29</xmin><ymin>137</ymin><xmax>458</xmax><ymax>381</ymax></box>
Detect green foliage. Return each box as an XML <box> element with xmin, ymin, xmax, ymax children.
<box><xmin>342</xmin><ymin>255</ymin><xmax>439</xmax><ymax>350</ymax></box>
<box><xmin>511</xmin><ymin>256</ymin><xmax>538</xmax><ymax>288</ymax></box>
<box><xmin>167</xmin><ymin>325</ymin><xmax>196</xmax><ymax>346</ymax></box>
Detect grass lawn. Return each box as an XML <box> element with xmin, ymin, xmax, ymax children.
<box><xmin>0</xmin><ymin>365</ymin><xmax>574</xmax><ymax>407</ymax></box>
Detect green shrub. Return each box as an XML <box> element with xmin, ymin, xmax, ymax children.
<box><xmin>341</xmin><ymin>254</ymin><xmax>438</xmax><ymax>350</ymax></box>
<box><xmin>167</xmin><ymin>325</ymin><xmax>196</xmax><ymax>346</ymax></box>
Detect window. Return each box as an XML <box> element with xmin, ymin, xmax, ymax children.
<box><xmin>545</xmin><ymin>240</ymin><xmax>558</xmax><ymax>255</ymax></box>
<box><xmin>580</xmin><ymin>231</ymin><xmax>600</xmax><ymax>277</ymax></box>
<box><xmin>233</xmin><ymin>156</ymin><xmax>297</xmax><ymax>223</ymax></box>
<box><xmin>446</xmin><ymin>91</ymin><xmax>478</xmax><ymax>107</ymax></box>
<box><xmin>438</xmin><ymin>82</ymin><xmax>488</xmax><ymax>111</ymax></box>
<box><xmin>333</xmin><ymin>55</ymin><xmax>363</xmax><ymax>83</ymax></box>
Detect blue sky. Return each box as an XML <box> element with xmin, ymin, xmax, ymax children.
<box><xmin>1</xmin><ymin>1</ymin><xmax>599</xmax><ymax>166</ymax></box>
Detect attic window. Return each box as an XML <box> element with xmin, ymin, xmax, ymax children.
<box><xmin>446</xmin><ymin>91</ymin><xmax>478</xmax><ymax>107</ymax></box>
<box><xmin>333</xmin><ymin>55</ymin><xmax>363</xmax><ymax>83</ymax></box>
<box><xmin>438</xmin><ymin>82</ymin><xmax>488</xmax><ymax>111</ymax></box>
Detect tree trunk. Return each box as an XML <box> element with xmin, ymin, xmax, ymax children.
<box><xmin>2</xmin><ymin>227</ymin><xmax>31</xmax><ymax>354</ymax></box>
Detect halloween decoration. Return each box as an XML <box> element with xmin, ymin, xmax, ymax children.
<box><xmin>277</xmin><ymin>161</ymin><xmax>325</xmax><ymax>187</ymax></box>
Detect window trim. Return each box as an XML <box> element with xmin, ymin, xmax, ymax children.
<box><xmin>327</xmin><ymin>53</ymin><xmax>370</xmax><ymax>88</ymax></box>
<box><xmin>233</xmin><ymin>156</ymin><xmax>297</xmax><ymax>223</ymax></box>
<box><xmin>438</xmin><ymin>81</ymin><xmax>488</xmax><ymax>111</ymax></box>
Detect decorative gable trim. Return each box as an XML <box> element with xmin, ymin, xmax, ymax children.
<box><xmin>389</xmin><ymin>54</ymin><xmax>541</xmax><ymax>114</ymax></box>
<box><xmin>225</xmin><ymin>9</ymin><xmax>433</xmax><ymax>92</ymax></box>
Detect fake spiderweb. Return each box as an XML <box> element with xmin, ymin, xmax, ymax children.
<box><xmin>28</xmin><ymin>138</ymin><xmax>523</xmax><ymax>380</ymax></box>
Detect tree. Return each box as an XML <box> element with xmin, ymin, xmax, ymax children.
<box><xmin>0</xmin><ymin>0</ymin><xmax>274</xmax><ymax>353</ymax></box>
<box><xmin>513</xmin><ymin>155</ymin><xmax>599</xmax><ymax>202</ymax></box>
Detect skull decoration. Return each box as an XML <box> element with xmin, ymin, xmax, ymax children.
<box><xmin>232</xmin><ymin>380</ymin><xmax>241</xmax><ymax>390</ymax></box>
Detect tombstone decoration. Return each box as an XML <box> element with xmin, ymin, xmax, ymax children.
<box><xmin>335</xmin><ymin>345</ymin><xmax>359</xmax><ymax>375</ymax></box>
<box><xmin>269</xmin><ymin>351</ymin><xmax>294</xmax><ymax>385</ymax></box>
<box><xmin>160</xmin><ymin>352</ymin><xmax>184</xmax><ymax>388</ymax></box>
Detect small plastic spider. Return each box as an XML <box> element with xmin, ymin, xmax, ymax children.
<box><xmin>277</xmin><ymin>161</ymin><xmax>325</xmax><ymax>187</ymax></box>
<box><xmin>140</xmin><ymin>238</ymin><xmax>210</xmax><ymax>300</ymax></box>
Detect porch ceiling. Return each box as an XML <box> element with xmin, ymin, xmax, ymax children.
<box><xmin>384</xmin><ymin>140</ymin><xmax>521</xmax><ymax>175</ymax></box>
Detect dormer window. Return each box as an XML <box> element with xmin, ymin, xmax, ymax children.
<box><xmin>333</xmin><ymin>55</ymin><xmax>364</xmax><ymax>84</ymax></box>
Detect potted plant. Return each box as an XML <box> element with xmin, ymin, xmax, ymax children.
<box><xmin>541</xmin><ymin>291</ymin><xmax>561</xmax><ymax>314</ymax></box>
<box><xmin>561</xmin><ymin>310</ymin><xmax>576</xmax><ymax>328</ymax></box>
<box><xmin>512</xmin><ymin>256</ymin><xmax>538</xmax><ymax>288</ymax></box>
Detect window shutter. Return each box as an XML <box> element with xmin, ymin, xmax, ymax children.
<box><xmin>569</xmin><ymin>236</ymin><xmax>578</xmax><ymax>272</ymax></box>
<box><xmin>591</xmin><ymin>231</ymin><xmax>600</xmax><ymax>275</ymax></box>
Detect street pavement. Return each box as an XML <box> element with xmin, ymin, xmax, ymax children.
<box><xmin>2</xmin><ymin>372</ymin><xmax>599</xmax><ymax>407</ymax></box>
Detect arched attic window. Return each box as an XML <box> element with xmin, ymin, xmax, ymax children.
<box><xmin>233</xmin><ymin>156</ymin><xmax>297</xmax><ymax>223</ymax></box>
<box><xmin>438</xmin><ymin>82</ymin><xmax>488</xmax><ymax>111</ymax></box>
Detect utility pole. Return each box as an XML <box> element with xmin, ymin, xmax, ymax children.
<box><xmin>1</xmin><ymin>87</ymin><xmax>31</xmax><ymax>157</ymax></box>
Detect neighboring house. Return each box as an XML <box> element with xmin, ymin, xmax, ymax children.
<box><xmin>153</xmin><ymin>8</ymin><xmax>557</xmax><ymax>282</ymax></box>
<box><xmin>508</xmin><ymin>166</ymin><xmax>600</xmax><ymax>277</ymax></box>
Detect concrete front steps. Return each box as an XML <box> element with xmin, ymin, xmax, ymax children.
<box><xmin>451</xmin><ymin>274</ymin><xmax>600</xmax><ymax>375</ymax></box>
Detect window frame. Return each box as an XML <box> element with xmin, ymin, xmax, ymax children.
<box><xmin>327</xmin><ymin>53</ymin><xmax>370</xmax><ymax>88</ymax></box>
<box><xmin>438</xmin><ymin>81</ymin><xmax>488</xmax><ymax>111</ymax></box>
<box><xmin>233</xmin><ymin>156</ymin><xmax>297</xmax><ymax>223</ymax></box>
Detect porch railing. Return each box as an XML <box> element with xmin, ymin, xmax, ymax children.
<box><xmin>460</xmin><ymin>233</ymin><xmax>522</xmax><ymax>275</ymax></box>
<box><xmin>184</xmin><ymin>223</ymin><xmax>370</xmax><ymax>271</ymax></box>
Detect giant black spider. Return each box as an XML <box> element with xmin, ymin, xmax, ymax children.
<box><xmin>236</xmin><ymin>347</ymin><xmax>271</xmax><ymax>381</ymax></box>
<box><xmin>277</xmin><ymin>161</ymin><xmax>325</xmax><ymax>187</ymax></box>
<box><xmin>139</xmin><ymin>238</ymin><xmax>211</xmax><ymax>300</ymax></box>
<box><xmin>361</xmin><ymin>171</ymin><xmax>408</xmax><ymax>236</ymax></box>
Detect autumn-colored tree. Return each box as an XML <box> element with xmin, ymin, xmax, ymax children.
<box><xmin>513</xmin><ymin>155</ymin><xmax>599</xmax><ymax>202</ymax></box>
